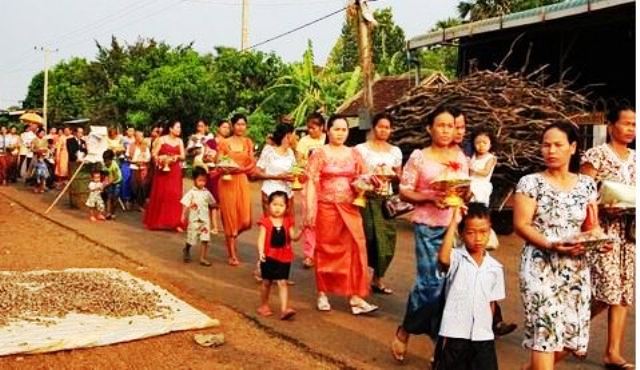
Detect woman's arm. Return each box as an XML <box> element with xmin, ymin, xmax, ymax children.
<box><xmin>580</xmin><ymin>162</ymin><xmax>598</xmax><ymax>179</ymax></box>
<box><xmin>178</xmin><ymin>140</ymin><xmax>186</xmax><ymax>161</ymax></box>
<box><xmin>513</xmin><ymin>193</ymin><xmax>553</xmax><ymax>250</ymax></box>
<box><xmin>470</xmin><ymin>156</ymin><xmax>497</xmax><ymax>177</ymax></box>
<box><xmin>152</xmin><ymin>137</ymin><xmax>162</xmax><ymax>160</ymax></box>
<box><xmin>513</xmin><ymin>193</ymin><xmax>585</xmax><ymax>256</ymax></box>
<box><xmin>439</xmin><ymin>207</ymin><xmax>462</xmax><ymax>268</ymax></box>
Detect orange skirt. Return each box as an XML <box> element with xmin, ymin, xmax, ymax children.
<box><xmin>314</xmin><ymin>202</ymin><xmax>370</xmax><ymax>298</ymax></box>
<box><xmin>218</xmin><ymin>173</ymin><xmax>252</xmax><ymax>237</ymax></box>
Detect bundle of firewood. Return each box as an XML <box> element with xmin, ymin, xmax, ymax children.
<box><xmin>387</xmin><ymin>68</ymin><xmax>590</xmax><ymax>185</ymax></box>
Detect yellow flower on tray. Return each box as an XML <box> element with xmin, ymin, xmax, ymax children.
<box><xmin>431</xmin><ymin>161</ymin><xmax>470</xmax><ymax>208</ymax></box>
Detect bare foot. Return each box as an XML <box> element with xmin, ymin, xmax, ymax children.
<box><xmin>256</xmin><ymin>305</ymin><xmax>272</xmax><ymax>317</ymax></box>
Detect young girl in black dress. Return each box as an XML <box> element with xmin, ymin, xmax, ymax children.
<box><xmin>256</xmin><ymin>191</ymin><xmax>301</xmax><ymax>320</ymax></box>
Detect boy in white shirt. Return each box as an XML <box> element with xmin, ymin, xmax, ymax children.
<box><xmin>181</xmin><ymin>167</ymin><xmax>216</xmax><ymax>266</ymax></box>
<box><xmin>434</xmin><ymin>202</ymin><xmax>504</xmax><ymax>370</ymax></box>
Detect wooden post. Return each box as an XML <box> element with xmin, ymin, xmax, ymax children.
<box><xmin>44</xmin><ymin>160</ymin><xmax>85</xmax><ymax>214</ymax></box>
<box><xmin>355</xmin><ymin>0</ymin><xmax>376</xmax><ymax>130</ymax></box>
<box><xmin>240</xmin><ymin>0</ymin><xmax>249</xmax><ymax>50</ymax></box>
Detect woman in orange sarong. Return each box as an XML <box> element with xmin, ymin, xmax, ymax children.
<box><xmin>217</xmin><ymin>113</ymin><xmax>255</xmax><ymax>266</ymax></box>
<box><xmin>305</xmin><ymin>115</ymin><xmax>378</xmax><ymax>315</ymax></box>
<box><xmin>54</xmin><ymin>126</ymin><xmax>71</xmax><ymax>184</ymax></box>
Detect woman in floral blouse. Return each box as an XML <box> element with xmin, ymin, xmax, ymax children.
<box><xmin>390</xmin><ymin>105</ymin><xmax>469</xmax><ymax>363</ymax></box>
<box><xmin>581</xmin><ymin>103</ymin><xmax>636</xmax><ymax>369</ymax></box>
<box><xmin>514</xmin><ymin>121</ymin><xmax>609</xmax><ymax>370</ymax></box>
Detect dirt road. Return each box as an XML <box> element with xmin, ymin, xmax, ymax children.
<box><xmin>0</xmin><ymin>183</ymin><xmax>635</xmax><ymax>369</ymax></box>
<box><xmin>0</xmin><ymin>195</ymin><xmax>340</xmax><ymax>370</ymax></box>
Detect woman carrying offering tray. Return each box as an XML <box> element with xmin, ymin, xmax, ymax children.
<box><xmin>216</xmin><ymin>114</ymin><xmax>256</xmax><ymax>266</ymax></box>
<box><xmin>390</xmin><ymin>105</ymin><xmax>470</xmax><ymax>363</ymax></box>
<box><xmin>581</xmin><ymin>102</ymin><xmax>636</xmax><ymax>370</ymax></box>
<box><xmin>514</xmin><ymin>121</ymin><xmax>612</xmax><ymax>370</ymax></box>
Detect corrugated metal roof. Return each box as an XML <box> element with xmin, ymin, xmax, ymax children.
<box><xmin>408</xmin><ymin>0</ymin><xmax>635</xmax><ymax>50</ymax></box>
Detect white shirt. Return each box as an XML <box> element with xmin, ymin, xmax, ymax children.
<box><xmin>20</xmin><ymin>131</ymin><xmax>36</xmax><ymax>157</ymax></box>
<box><xmin>355</xmin><ymin>142</ymin><xmax>402</xmax><ymax>172</ymax></box>
<box><xmin>439</xmin><ymin>248</ymin><xmax>505</xmax><ymax>341</ymax></box>
<box><xmin>180</xmin><ymin>187</ymin><xmax>215</xmax><ymax>223</ymax></box>
<box><xmin>256</xmin><ymin>146</ymin><xmax>296</xmax><ymax>197</ymax></box>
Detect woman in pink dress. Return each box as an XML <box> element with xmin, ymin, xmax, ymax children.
<box><xmin>305</xmin><ymin>115</ymin><xmax>378</xmax><ymax>315</ymax></box>
<box><xmin>144</xmin><ymin>120</ymin><xmax>186</xmax><ymax>231</ymax></box>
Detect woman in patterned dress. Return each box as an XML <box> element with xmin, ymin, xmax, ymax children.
<box><xmin>514</xmin><ymin>122</ymin><xmax>609</xmax><ymax>370</ymax></box>
<box><xmin>581</xmin><ymin>103</ymin><xmax>636</xmax><ymax>369</ymax></box>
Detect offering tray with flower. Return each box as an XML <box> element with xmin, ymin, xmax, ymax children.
<box><xmin>430</xmin><ymin>178</ymin><xmax>471</xmax><ymax>207</ymax></box>
<box><xmin>157</xmin><ymin>154</ymin><xmax>177</xmax><ymax>172</ymax></box>
<box><xmin>216</xmin><ymin>156</ymin><xmax>241</xmax><ymax>180</ymax></box>
<box><xmin>290</xmin><ymin>164</ymin><xmax>305</xmax><ymax>191</ymax></box>
<box><xmin>560</xmin><ymin>229</ymin><xmax>615</xmax><ymax>251</ymax></box>
<box><xmin>371</xmin><ymin>164</ymin><xmax>397</xmax><ymax>196</ymax></box>
<box><xmin>352</xmin><ymin>177</ymin><xmax>375</xmax><ymax>207</ymax></box>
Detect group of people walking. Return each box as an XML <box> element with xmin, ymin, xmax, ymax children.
<box><xmin>0</xmin><ymin>101</ymin><xmax>635</xmax><ymax>370</ymax></box>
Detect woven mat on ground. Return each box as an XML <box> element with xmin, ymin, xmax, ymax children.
<box><xmin>0</xmin><ymin>268</ymin><xmax>217</xmax><ymax>356</ymax></box>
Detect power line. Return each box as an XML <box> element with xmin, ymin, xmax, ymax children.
<box><xmin>247</xmin><ymin>6</ymin><xmax>347</xmax><ymax>50</ymax></box>
<box><xmin>57</xmin><ymin>0</ymin><xmax>186</xmax><ymax>52</ymax></box>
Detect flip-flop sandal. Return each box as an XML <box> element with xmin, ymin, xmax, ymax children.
<box><xmin>199</xmin><ymin>260</ymin><xmax>212</xmax><ymax>266</ymax></box>
<box><xmin>280</xmin><ymin>309</ymin><xmax>296</xmax><ymax>321</ymax></box>
<box><xmin>228</xmin><ymin>258</ymin><xmax>240</xmax><ymax>266</ymax></box>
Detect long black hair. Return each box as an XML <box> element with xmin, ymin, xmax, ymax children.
<box><xmin>425</xmin><ymin>104</ymin><xmax>457</xmax><ymax>127</ymax></box>
<box><xmin>272</xmin><ymin>123</ymin><xmax>294</xmax><ymax>146</ymax></box>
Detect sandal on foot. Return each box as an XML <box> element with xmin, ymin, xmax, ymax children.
<box><xmin>316</xmin><ymin>295</ymin><xmax>331</xmax><ymax>311</ymax></box>
<box><xmin>604</xmin><ymin>362</ymin><xmax>635</xmax><ymax>369</ymax></box>
<box><xmin>391</xmin><ymin>330</ymin><xmax>407</xmax><ymax>362</ymax></box>
<box><xmin>256</xmin><ymin>306</ymin><xmax>272</xmax><ymax>317</ymax></box>
<box><xmin>350</xmin><ymin>300</ymin><xmax>378</xmax><ymax>315</ymax></box>
<box><xmin>90</xmin><ymin>216</ymin><xmax>97</xmax><ymax>222</ymax></box>
<box><xmin>372</xmin><ymin>285</ymin><xmax>393</xmax><ymax>295</ymax></box>
<box><xmin>280</xmin><ymin>308</ymin><xmax>296</xmax><ymax>321</ymax></box>
<box><xmin>228</xmin><ymin>258</ymin><xmax>240</xmax><ymax>266</ymax></box>
<box><xmin>199</xmin><ymin>260</ymin><xmax>212</xmax><ymax>267</ymax></box>
<box><xmin>493</xmin><ymin>322</ymin><xmax>517</xmax><ymax>337</ymax></box>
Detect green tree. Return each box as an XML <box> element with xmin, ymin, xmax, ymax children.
<box><xmin>23</xmin><ymin>71</ymin><xmax>44</xmax><ymax>110</ymax></box>
<box><xmin>264</xmin><ymin>41</ymin><xmax>361</xmax><ymax>126</ymax></box>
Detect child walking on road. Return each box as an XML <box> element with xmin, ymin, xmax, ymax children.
<box><xmin>434</xmin><ymin>203</ymin><xmax>505</xmax><ymax>370</ymax></box>
<box><xmin>86</xmin><ymin>169</ymin><xmax>106</xmax><ymax>221</ymax></box>
<box><xmin>256</xmin><ymin>191</ymin><xmax>301</xmax><ymax>320</ymax></box>
<box><xmin>181</xmin><ymin>167</ymin><xmax>215</xmax><ymax>266</ymax></box>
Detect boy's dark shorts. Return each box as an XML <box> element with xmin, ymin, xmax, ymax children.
<box><xmin>433</xmin><ymin>336</ymin><xmax>498</xmax><ymax>370</ymax></box>
<box><xmin>103</xmin><ymin>183</ymin><xmax>121</xmax><ymax>198</ymax></box>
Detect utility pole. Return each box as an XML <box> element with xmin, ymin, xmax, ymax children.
<box><xmin>35</xmin><ymin>46</ymin><xmax>58</xmax><ymax>131</ymax></box>
<box><xmin>353</xmin><ymin>0</ymin><xmax>376</xmax><ymax>130</ymax></box>
<box><xmin>240</xmin><ymin>0</ymin><xmax>249</xmax><ymax>50</ymax></box>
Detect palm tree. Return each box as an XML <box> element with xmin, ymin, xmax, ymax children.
<box><xmin>261</xmin><ymin>40</ymin><xmax>361</xmax><ymax>126</ymax></box>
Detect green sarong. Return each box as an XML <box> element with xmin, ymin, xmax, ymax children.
<box><xmin>361</xmin><ymin>197</ymin><xmax>397</xmax><ymax>278</ymax></box>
